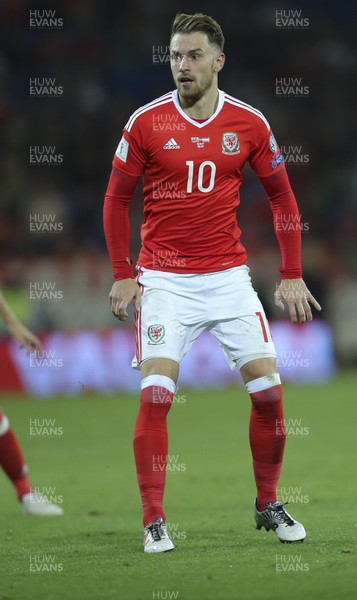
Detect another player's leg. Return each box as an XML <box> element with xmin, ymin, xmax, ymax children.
<box><xmin>0</xmin><ymin>411</ymin><xmax>63</xmax><ymax>516</ymax></box>
<box><xmin>133</xmin><ymin>358</ymin><xmax>178</xmax><ymax>553</ymax></box>
<box><xmin>241</xmin><ymin>359</ymin><xmax>306</xmax><ymax>543</ymax></box>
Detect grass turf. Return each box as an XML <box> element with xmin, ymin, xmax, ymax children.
<box><xmin>0</xmin><ymin>372</ymin><xmax>356</xmax><ymax>600</ymax></box>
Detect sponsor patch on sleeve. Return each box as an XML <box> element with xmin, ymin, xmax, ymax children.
<box><xmin>270</xmin><ymin>153</ymin><xmax>284</xmax><ymax>170</ymax></box>
<box><xmin>115</xmin><ymin>136</ymin><xmax>129</xmax><ymax>163</ymax></box>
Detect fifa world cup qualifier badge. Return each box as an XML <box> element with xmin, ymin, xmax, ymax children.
<box><xmin>148</xmin><ymin>324</ymin><xmax>166</xmax><ymax>345</ymax></box>
<box><xmin>222</xmin><ymin>132</ymin><xmax>240</xmax><ymax>155</ymax></box>
<box><xmin>269</xmin><ymin>132</ymin><xmax>278</xmax><ymax>153</ymax></box>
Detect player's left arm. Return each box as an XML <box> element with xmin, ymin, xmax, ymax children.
<box><xmin>259</xmin><ymin>167</ymin><xmax>321</xmax><ymax>324</ymax></box>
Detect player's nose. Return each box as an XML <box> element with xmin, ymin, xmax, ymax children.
<box><xmin>178</xmin><ymin>56</ymin><xmax>190</xmax><ymax>70</ymax></box>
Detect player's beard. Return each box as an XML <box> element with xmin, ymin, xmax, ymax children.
<box><xmin>177</xmin><ymin>63</ymin><xmax>216</xmax><ymax>106</ymax></box>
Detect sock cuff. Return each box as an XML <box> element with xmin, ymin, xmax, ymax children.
<box><xmin>0</xmin><ymin>414</ymin><xmax>10</xmax><ymax>436</ymax></box>
<box><xmin>141</xmin><ymin>374</ymin><xmax>176</xmax><ymax>395</ymax></box>
<box><xmin>245</xmin><ymin>373</ymin><xmax>281</xmax><ymax>394</ymax></box>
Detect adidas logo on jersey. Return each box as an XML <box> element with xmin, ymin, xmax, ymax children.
<box><xmin>163</xmin><ymin>138</ymin><xmax>180</xmax><ymax>150</ymax></box>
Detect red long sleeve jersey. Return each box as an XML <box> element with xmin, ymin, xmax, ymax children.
<box><xmin>110</xmin><ymin>89</ymin><xmax>300</xmax><ymax>276</ymax></box>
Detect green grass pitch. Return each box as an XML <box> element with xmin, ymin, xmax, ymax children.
<box><xmin>0</xmin><ymin>373</ymin><xmax>356</xmax><ymax>600</ymax></box>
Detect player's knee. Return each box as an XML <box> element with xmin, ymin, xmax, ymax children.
<box><xmin>139</xmin><ymin>374</ymin><xmax>176</xmax><ymax>416</ymax></box>
<box><xmin>240</xmin><ymin>357</ymin><xmax>277</xmax><ymax>383</ymax></box>
<box><xmin>245</xmin><ymin>373</ymin><xmax>282</xmax><ymax>404</ymax></box>
<box><xmin>141</xmin><ymin>358</ymin><xmax>179</xmax><ymax>383</ymax></box>
<box><xmin>251</xmin><ymin>384</ymin><xmax>282</xmax><ymax>404</ymax></box>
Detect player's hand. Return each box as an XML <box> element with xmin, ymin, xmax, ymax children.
<box><xmin>8</xmin><ymin>318</ymin><xmax>43</xmax><ymax>353</ymax></box>
<box><xmin>109</xmin><ymin>278</ymin><xmax>141</xmax><ymax>322</ymax></box>
<box><xmin>274</xmin><ymin>278</ymin><xmax>321</xmax><ymax>324</ymax></box>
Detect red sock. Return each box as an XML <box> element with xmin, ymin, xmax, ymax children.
<box><xmin>133</xmin><ymin>378</ymin><xmax>174</xmax><ymax>527</ymax></box>
<box><xmin>0</xmin><ymin>412</ymin><xmax>32</xmax><ymax>500</ymax></box>
<box><xmin>247</xmin><ymin>379</ymin><xmax>286</xmax><ymax>511</ymax></box>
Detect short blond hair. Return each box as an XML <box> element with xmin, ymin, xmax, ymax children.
<box><xmin>171</xmin><ymin>13</ymin><xmax>225</xmax><ymax>52</ymax></box>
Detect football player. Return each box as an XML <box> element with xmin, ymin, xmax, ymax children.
<box><xmin>0</xmin><ymin>289</ymin><xmax>63</xmax><ymax>515</ymax></box>
<box><xmin>104</xmin><ymin>12</ymin><xmax>321</xmax><ymax>552</ymax></box>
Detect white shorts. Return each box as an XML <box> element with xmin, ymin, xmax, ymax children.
<box><xmin>132</xmin><ymin>265</ymin><xmax>276</xmax><ymax>371</ymax></box>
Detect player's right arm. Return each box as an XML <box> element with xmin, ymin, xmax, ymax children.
<box><xmin>103</xmin><ymin>167</ymin><xmax>141</xmax><ymax>321</ymax></box>
<box><xmin>104</xmin><ymin>121</ymin><xmax>147</xmax><ymax>321</ymax></box>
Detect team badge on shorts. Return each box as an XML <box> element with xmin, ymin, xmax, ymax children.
<box><xmin>148</xmin><ymin>324</ymin><xmax>166</xmax><ymax>345</ymax></box>
<box><xmin>222</xmin><ymin>132</ymin><xmax>240</xmax><ymax>155</ymax></box>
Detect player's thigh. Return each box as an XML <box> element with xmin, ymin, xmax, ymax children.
<box><xmin>133</xmin><ymin>284</ymin><xmax>182</xmax><ymax>364</ymax></box>
<box><xmin>133</xmin><ymin>279</ymin><xmax>203</xmax><ymax>375</ymax></box>
<box><xmin>208</xmin><ymin>298</ymin><xmax>277</xmax><ymax>373</ymax></box>
<box><xmin>141</xmin><ymin>357</ymin><xmax>179</xmax><ymax>382</ymax></box>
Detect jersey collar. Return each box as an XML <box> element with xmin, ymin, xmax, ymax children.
<box><xmin>172</xmin><ymin>89</ymin><xmax>225</xmax><ymax>128</ymax></box>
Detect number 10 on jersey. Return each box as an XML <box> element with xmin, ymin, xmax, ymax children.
<box><xmin>186</xmin><ymin>160</ymin><xmax>216</xmax><ymax>193</ymax></box>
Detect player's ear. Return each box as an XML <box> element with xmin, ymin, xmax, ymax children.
<box><xmin>215</xmin><ymin>52</ymin><xmax>225</xmax><ymax>73</ymax></box>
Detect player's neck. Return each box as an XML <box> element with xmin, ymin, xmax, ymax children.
<box><xmin>178</xmin><ymin>87</ymin><xmax>219</xmax><ymax>120</ymax></box>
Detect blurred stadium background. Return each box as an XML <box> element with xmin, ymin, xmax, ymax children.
<box><xmin>0</xmin><ymin>0</ymin><xmax>356</xmax><ymax>394</ymax></box>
